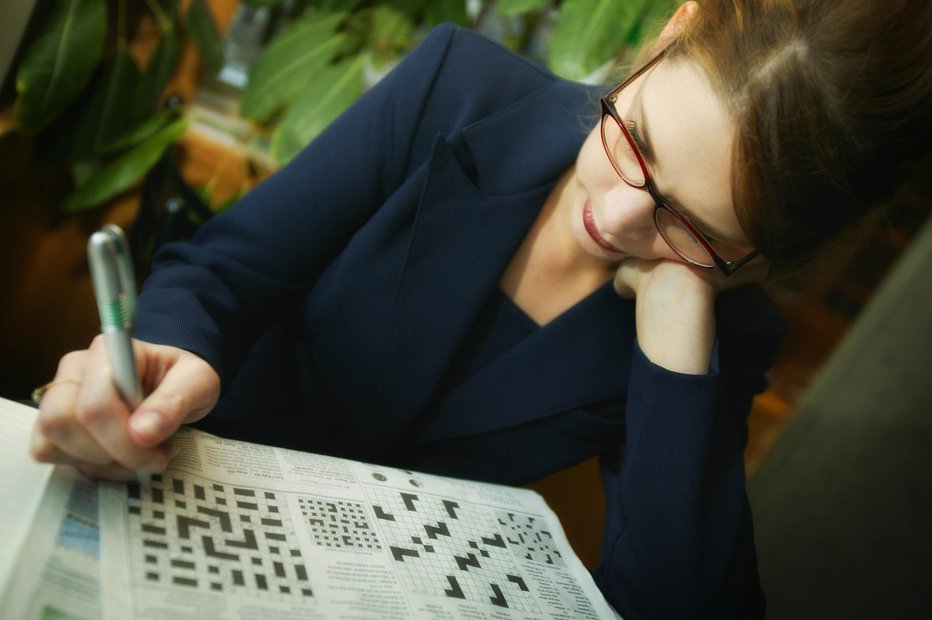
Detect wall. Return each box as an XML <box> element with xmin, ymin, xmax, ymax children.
<box><xmin>748</xmin><ymin>216</ymin><xmax>932</xmax><ymax>619</ymax></box>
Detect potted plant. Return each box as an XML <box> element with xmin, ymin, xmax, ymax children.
<box><xmin>0</xmin><ymin>0</ymin><xmax>674</xmax><ymax>397</ymax></box>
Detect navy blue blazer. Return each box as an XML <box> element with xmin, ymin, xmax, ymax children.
<box><xmin>137</xmin><ymin>24</ymin><xmax>784</xmax><ymax>619</ymax></box>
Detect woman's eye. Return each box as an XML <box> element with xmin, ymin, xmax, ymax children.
<box><xmin>685</xmin><ymin>232</ymin><xmax>708</xmax><ymax>249</ymax></box>
<box><xmin>689</xmin><ymin>223</ymin><xmax>726</xmax><ymax>250</ymax></box>
<box><xmin>626</xmin><ymin>120</ymin><xmax>650</xmax><ymax>157</ymax></box>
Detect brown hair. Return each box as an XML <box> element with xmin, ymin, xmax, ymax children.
<box><xmin>666</xmin><ymin>0</ymin><xmax>932</xmax><ymax>262</ymax></box>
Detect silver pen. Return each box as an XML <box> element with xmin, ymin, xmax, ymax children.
<box><xmin>88</xmin><ymin>224</ymin><xmax>144</xmax><ymax>408</ymax></box>
<box><xmin>88</xmin><ymin>225</ymin><xmax>151</xmax><ymax>487</ymax></box>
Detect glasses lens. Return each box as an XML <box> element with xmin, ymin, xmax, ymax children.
<box><xmin>654</xmin><ymin>206</ymin><xmax>715</xmax><ymax>267</ymax></box>
<box><xmin>601</xmin><ymin>114</ymin><xmax>647</xmax><ymax>186</ymax></box>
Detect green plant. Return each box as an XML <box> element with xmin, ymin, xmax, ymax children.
<box><xmin>242</xmin><ymin>0</ymin><xmax>680</xmax><ymax>165</ymax></box>
<box><xmin>9</xmin><ymin>0</ymin><xmax>676</xmax><ymax>213</ymax></box>
<box><xmin>11</xmin><ymin>0</ymin><xmax>225</xmax><ymax>213</ymax></box>
<box><xmin>237</xmin><ymin>0</ymin><xmax>474</xmax><ymax>164</ymax></box>
<box><xmin>495</xmin><ymin>0</ymin><xmax>679</xmax><ymax>78</ymax></box>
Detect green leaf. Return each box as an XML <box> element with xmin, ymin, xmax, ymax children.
<box><xmin>70</xmin><ymin>47</ymin><xmax>141</xmax><ymax>157</ymax></box>
<box><xmin>314</xmin><ymin>0</ymin><xmax>362</xmax><ymax>11</ymax></box>
<box><xmin>367</xmin><ymin>5</ymin><xmax>415</xmax><ymax>61</ymax></box>
<box><xmin>186</xmin><ymin>0</ymin><xmax>224</xmax><ymax>74</ymax></box>
<box><xmin>383</xmin><ymin>0</ymin><xmax>429</xmax><ymax>16</ymax></box>
<box><xmin>271</xmin><ymin>55</ymin><xmax>364</xmax><ymax>165</ymax></box>
<box><xmin>13</xmin><ymin>0</ymin><xmax>107</xmax><ymax>133</ymax></box>
<box><xmin>496</xmin><ymin>0</ymin><xmax>551</xmax><ymax>17</ymax></box>
<box><xmin>240</xmin><ymin>12</ymin><xmax>349</xmax><ymax>123</ymax></box>
<box><xmin>71</xmin><ymin>159</ymin><xmax>103</xmax><ymax>186</ymax></box>
<box><xmin>133</xmin><ymin>26</ymin><xmax>183</xmax><ymax>124</ymax></box>
<box><xmin>628</xmin><ymin>0</ymin><xmax>680</xmax><ymax>47</ymax></box>
<box><xmin>146</xmin><ymin>0</ymin><xmax>181</xmax><ymax>29</ymax></box>
<box><xmin>549</xmin><ymin>0</ymin><xmax>641</xmax><ymax>80</ymax></box>
<box><xmin>424</xmin><ymin>0</ymin><xmax>470</xmax><ymax>27</ymax></box>
<box><xmin>63</xmin><ymin>118</ymin><xmax>189</xmax><ymax>213</ymax></box>
<box><xmin>97</xmin><ymin>110</ymin><xmax>178</xmax><ymax>155</ymax></box>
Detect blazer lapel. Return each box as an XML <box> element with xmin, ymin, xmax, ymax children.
<box><xmin>379</xmin><ymin>80</ymin><xmax>600</xmax><ymax>430</ymax></box>
<box><xmin>381</xmin><ymin>139</ymin><xmax>548</xmax><ymax>418</ymax></box>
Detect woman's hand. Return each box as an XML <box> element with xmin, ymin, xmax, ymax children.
<box><xmin>30</xmin><ymin>336</ymin><xmax>220</xmax><ymax>481</ymax></box>
<box><xmin>613</xmin><ymin>257</ymin><xmax>770</xmax><ymax>374</ymax></box>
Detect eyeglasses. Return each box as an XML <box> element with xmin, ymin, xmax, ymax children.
<box><xmin>599</xmin><ymin>49</ymin><xmax>759</xmax><ymax>276</ymax></box>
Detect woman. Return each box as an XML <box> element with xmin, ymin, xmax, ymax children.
<box><xmin>30</xmin><ymin>0</ymin><xmax>931</xmax><ymax>617</ymax></box>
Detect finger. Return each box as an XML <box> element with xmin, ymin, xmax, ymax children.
<box><xmin>35</xmin><ymin>395</ymin><xmax>118</xmax><ymax>466</ymax></box>
<box><xmin>33</xmin><ymin>351</ymin><xmax>116</xmax><ymax>466</ymax></box>
<box><xmin>128</xmin><ymin>351</ymin><xmax>220</xmax><ymax>448</ymax></box>
<box><xmin>32</xmin><ymin>423</ymin><xmax>162</xmax><ymax>483</ymax></box>
<box><xmin>29</xmin><ymin>422</ymin><xmax>90</xmax><ymax>467</ymax></box>
<box><xmin>75</xmin><ymin>337</ymin><xmax>166</xmax><ymax>471</ymax></box>
<box><xmin>613</xmin><ymin>259</ymin><xmax>643</xmax><ymax>299</ymax></box>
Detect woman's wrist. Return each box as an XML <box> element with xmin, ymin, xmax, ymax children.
<box><xmin>633</xmin><ymin>264</ymin><xmax>717</xmax><ymax>375</ymax></box>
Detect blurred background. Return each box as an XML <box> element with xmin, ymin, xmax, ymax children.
<box><xmin>1</xmin><ymin>0</ymin><xmax>689</xmax><ymax>401</ymax></box>
<box><xmin>1</xmin><ymin>2</ymin><xmax>930</xmax><ymax>616</ymax></box>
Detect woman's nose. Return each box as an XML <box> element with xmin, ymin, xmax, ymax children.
<box><xmin>601</xmin><ymin>183</ymin><xmax>657</xmax><ymax>241</ymax></box>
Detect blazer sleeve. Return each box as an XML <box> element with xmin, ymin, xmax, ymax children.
<box><xmin>593</xmin><ymin>290</ymin><xmax>784</xmax><ymax>619</ymax></box>
<box><xmin>134</xmin><ymin>23</ymin><xmax>560</xmax><ymax>385</ymax></box>
<box><xmin>133</xmin><ymin>25</ymin><xmax>462</xmax><ymax>381</ymax></box>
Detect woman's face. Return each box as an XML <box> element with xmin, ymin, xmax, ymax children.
<box><xmin>566</xmin><ymin>56</ymin><xmax>753</xmax><ymax>268</ymax></box>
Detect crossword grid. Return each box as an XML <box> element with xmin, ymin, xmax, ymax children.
<box><xmin>496</xmin><ymin>511</ymin><xmax>565</xmax><ymax>567</ymax></box>
<box><xmin>299</xmin><ymin>497</ymin><xmax>382</xmax><ymax>551</ymax></box>
<box><xmin>125</xmin><ymin>474</ymin><xmax>312</xmax><ymax>600</ymax></box>
<box><xmin>365</xmin><ymin>487</ymin><xmax>541</xmax><ymax>613</ymax></box>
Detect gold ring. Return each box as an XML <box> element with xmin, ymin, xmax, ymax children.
<box><xmin>31</xmin><ymin>379</ymin><xmax>81</xmax><ymax>405</ymax></box>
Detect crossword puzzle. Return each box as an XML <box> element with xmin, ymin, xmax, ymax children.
<box><xmin>298</xmin><ymin>497</ymin><xmax>382</xmax><ymax>551</ymax></box>
<box><xmin>496</xmin><ymin>510</ymin><xmax>564</xmax><ymax>567</ymax></box>
<box><xmin>365</xmin><ymin>487</ymin><xmax>544</xmax><ymax>613</ymax></box>
<box><xmin>125</xmin><ymin>474</ymin><xmax>313</xmax><ymax>600</ymax></box>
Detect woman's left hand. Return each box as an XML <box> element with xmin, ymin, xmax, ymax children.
<box><xmin>612</xmin><ymin>257</ymin><xmax>770</xmax><ymax>374</ymax></box>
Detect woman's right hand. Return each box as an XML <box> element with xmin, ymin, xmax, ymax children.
<box><xmin>30</xmin><ymin>336</ymin><xmax>220</xmax><ymax>481</ymax></box>
<box><xmin>613</xmin><ymin>256</ymin><xmax>770</xmax><ymax>375</ymax></box>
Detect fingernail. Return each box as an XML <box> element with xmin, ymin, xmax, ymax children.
<box><xmin>131</xmin><ymin>411</ymin><xmax>162</xmax><ymax>440</ymax></box>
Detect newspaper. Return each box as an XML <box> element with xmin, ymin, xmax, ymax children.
<box><xmin>99</xmin><ymin>427</ymin><xmax>620</xmax><ymax>619</ymax></box>
<box><xmin>0</xmin><ymin>399</ymin><xmax>618</xmax><ymax>619</ymax></box>
<box><xmin>0</xmin><ymin>399</ymin><xmax>101</xmax><ymax>620</ymax></box>
<box><xmin>0</xmin><ymin>399</ymin><xmax>54</xmax><ymax>590</ymax></box>
<box><xmin>1</xmin><ymin>467</ymin><xmax>101</xmax><ymax>620</ymax></box>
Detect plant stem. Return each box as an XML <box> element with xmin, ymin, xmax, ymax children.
<box><xmin>117</xmin><ymin>0</ymin><xmax>127</xmax><ymax>45</ymax></box>
<box><xmin>143</xmin><ymin>0</ymin><xmax>173</xmax><ymax>34</ymax></box>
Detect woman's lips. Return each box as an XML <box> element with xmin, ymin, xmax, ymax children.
<box><xmin>583</xmin><ymin>200</ymin><xmax>623</xmax><ymax>253</ymax></box>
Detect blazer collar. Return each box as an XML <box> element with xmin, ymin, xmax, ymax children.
<box><xmin>378</xmin><ymin>80</ymin><xmax>612</xmax><ymax>440</ymax></box>
<box><xmin>455</xmin><ymin>80</ymin><xmax>599</xmax><ymax>195</ymax></box>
